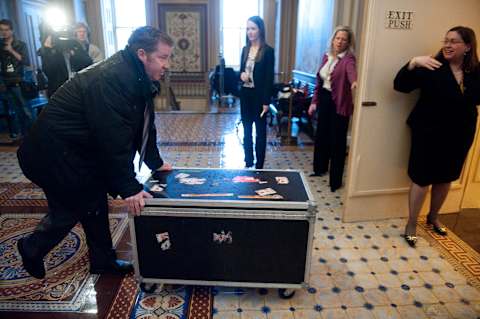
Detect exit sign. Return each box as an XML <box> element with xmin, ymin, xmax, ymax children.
<box><xmin>385</xmin><ymin>10</ymin><xmax>414</xmax><ymax>30</ymax></box>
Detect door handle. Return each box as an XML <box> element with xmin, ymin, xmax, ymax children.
<box><xmin>361</xmin><ymin>101</ymin><xmax>377</xmax><ymax>107</ymax></box>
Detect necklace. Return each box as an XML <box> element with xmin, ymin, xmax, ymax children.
<box><xmin>451</xmin><ymin>67</ymin><xmax>463</xmax><ymax>85</ymax></box>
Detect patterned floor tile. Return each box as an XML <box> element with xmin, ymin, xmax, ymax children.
<box><xmin>241</xmin><ymin>310</ymin><xmax>268</xmax><ymax>319</ymax></box>
<box><xmin>443</xmin><ymin>302</ymin><xmax>478</xmax><ymax>319</ymax></box>
<box><xmin>292</xmin><ymin>309</ymin><xmax>321</xmax><ymax>319</ymax></box>
<box><xmin>454</xmin><ymin>284</ymin><xmax>480</xmax><ymax>301</ymax></box>
<box><xmin>423</xmin><ymin>304</ymin><xmax>453</xmax><ymax>319</ymax></box>
<box><xmin>344</xmin><ymin>307</ymin><xmax>375</xmax><ymax>319</ymax></box>
<box><xmin>288</xmin><ymin>289</ymin><xmax>316</xmax><ymax>309</ymax></box>
<box><xmin>409</xmin><ymin>286</ymin><xmax>440</xmax><ymax>304</ymax></box>
<box><xmin>337</xmin><ymin>290</ymin><xmax>366</xmax><ymax>308</ymax></box>
<box><xmin>371</xmin><ymin>306</ymin><xmax>401</xmax><ymax>319</ymax></box>
<box><xmin>314</xmin><ymin>288</ymin><xmax>343</xmax><ymax>309</ymax></box>
<box><xmin>385</xmin><ymin>287</ymin><xmax>415</xmax><ymax>306</ymax></box>
<box><xmin>396</xmin><ymin>305</ymin><xmax>428</xmax><ymax>319</ymax></box>
<box><xmin>431</xmin><ymin>285</ymin><xmax>462</xmax><ymax>304</ymax></box>
<box><xmin>362</xmin><ymin>289</ymin><xmax>390</xmax><ymax>307</ymax></box>
<box><xmin>267</xmin><ymin>310</ymin><xmax>295</xmax><ymax>319</ymax></box>
<box><xmin>264</xmin><ymin>291</ymin><xmax>292</xmax><ymax>310</ymax></box>
<box><xmin>213</xmin><ymin>310</ymin><xmax>242</xmax><ymax>318</ymax></box>
<box><xmin>238</xmin><ymin>290</ymin><xmax>266</xmax><ymax>311</ymax></box>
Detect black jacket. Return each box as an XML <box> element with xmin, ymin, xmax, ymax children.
<box><xmin>0</xmin><ymin>38</ymin><xmax>30</xmax><ymax>85</ymax></box>
<box><xmin>17</xmin><ymin>47</ymin><xmax>164</xmax><ymax>202</ymax></box>
<box><xmin>38</xmin><ymin>42</ymin><xmax>93</xmax><ymax>97</ymax></box>
<box><xmin>394</xmin><ymin>60</ymin><xmax>480</xmax><ymax>132</ymax></box>
<box><xmin>240</xmin><ymin>45</ymin><xmax>274</xmax><ymax>106</ymax></box>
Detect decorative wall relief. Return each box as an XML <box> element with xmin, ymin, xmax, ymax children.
<box><xmin>158</xmin><ymin>4</ymin><xmax>208</xmax><ymax>73</ymax></box>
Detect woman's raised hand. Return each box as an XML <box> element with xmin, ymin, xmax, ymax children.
<box><xmin>408</xmin><ymin>56</ymin><xmax>442</xmax><ymax>71</ymax></box>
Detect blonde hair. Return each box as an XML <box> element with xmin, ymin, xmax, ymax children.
<box><xmin>329</xmin><ymin>25</ymin><xmax>355</xmax><ymax>54</ymax></box>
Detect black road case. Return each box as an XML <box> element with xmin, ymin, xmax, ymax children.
<box><xmin>130</xmin><ymin>168</ymin><xmax>316</xmax><ymax>291</ymax></box>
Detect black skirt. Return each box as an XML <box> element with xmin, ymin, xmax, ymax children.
<box><xmin>408</xmin><ymin>126</ymin><xmax>476</xmax><ymax>186</ymax></box>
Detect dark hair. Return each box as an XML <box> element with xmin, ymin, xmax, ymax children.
<box><xmin>244</xmin><ymin>16</ymin><xmax>267</xmax><ymax>63</ymax></box>
<box><xmin>0</xmin><ymin>19</ymin><xmax>13</xmax><ymax>30</ymax></box>
<box><xmin>128</xmin><ymin>26</ymin><xmax>174</xmax><ymax>54</ymax></box>
<box><xmin>436</xmin><ymin>26</ymin><xmax>479</xmax><ymax>73</ymax></box>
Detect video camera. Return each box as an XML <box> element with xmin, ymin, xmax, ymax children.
<box><xmin>39</xmin><ymin>22</ymin><xmax>81</xmax><ymax>52</ymax></box>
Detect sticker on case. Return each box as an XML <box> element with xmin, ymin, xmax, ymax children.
<box><xmin>255</xmin><ymin>188</ymin><xmax>277</xmax><ymax>196</ymax></box>
<box><xmin>213</xmin><ymin>231</ymin><xmax>233</xmax><ymax>244</ymax></box>
<box><xmin>233</xmin><ymin>176</ymin><xmax>259</xmax><ymax>183</ymax></box>
<box><xmin>179</xmin><ymin>177</ymin><xmax>206</xmax><ymax>185</ymax></box>
<box><xmin>275</xmin><ymin>176</ymin><xmax>289</xmax><ymax>184</ymax></box>
<box><xmin>175</xmin><ymin>173</ymin><xmax>190</xmax><ymax>179</ymax></box>
<box><xmin>150</xmin><ymin>184</ymin><xmax>164</xmax><ymax>192</ymax></box>
<box><xmin>156</xmin><ymin>232</ymin><xmax>171</xmax><ymax>250</ymax></box>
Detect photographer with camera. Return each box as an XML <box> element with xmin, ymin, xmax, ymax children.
<box><xmin>38</xmin><ymin>25</ymin><xmax>93</xmax><ymax>97</ymax></box>
<box><xmin>74</xmin><ymin>22</ymin><xmax>104</xmax><ymax>63</ymax></box>
<box><xmin>0</xmin><ymin>19</ymin><xmax>32</xmax><ymax>139</ymax></box>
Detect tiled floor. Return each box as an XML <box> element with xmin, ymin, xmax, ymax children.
<box><xmin>1</xmin><ymin>112</ymin><xmax>480</xmax><ymax>319</ymax></box>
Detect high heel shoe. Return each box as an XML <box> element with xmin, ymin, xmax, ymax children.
<box><xmin>426</xmin><ymin>215</ymin><xmax>447</xmax><ymax>236</ymax></box>
<box><xmin>404</xmin><ymin>234</ymin><xmax>418</xmax><ymax>247</ymax></box>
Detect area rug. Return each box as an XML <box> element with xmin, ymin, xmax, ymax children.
<box><xmin>106</xmin><ymin>274</ymin><xmax>213</xmax><ymax>319</ymax></box>
<box><xmin>0</xmin><ymin>213</ymin><xmax>128</xmax><ymax>312</ymax></box>
<box><xmin>0</xmin><ymin>182</ymin><xmax>128</xmax><ymax>214</ymax></box>
<box><xmin>418</xmin><ymin>215</ymin><xmax>480</xmax><ymax>289</ymax></box>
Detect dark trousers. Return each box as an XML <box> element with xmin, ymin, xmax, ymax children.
<box><xmin>313</xmin><ymin>89</ymin><xmax>350</xmax><ymax>189</ymax></box>
<box><xmin>5</xmin><ymin>85</ymin><xmax>32</xmax><ymax>136</ymax></box>
<box><xmin>22</xmin><ymin>189</ymin><xmax>116</xmax><ymax>267</ymax></box>
<box><xmin>240</xmin><ymin>87</ymin><xmax>267</xmax><ymax>169</ymax></box>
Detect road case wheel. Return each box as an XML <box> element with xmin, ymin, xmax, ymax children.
<box><xmin>140</xmin><ymin>282</ymin><xmax>158</xmax><ymax>293</ymax></box>
<box><xmin>278</xmin><ymin>288</ymin><xmax>295</xmax><ymax>299</ymax></box>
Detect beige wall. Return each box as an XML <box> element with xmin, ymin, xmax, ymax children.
<box><xmin>344</xmin><ymin>0</ymin><xmax>480</xmax><ymax>222</ymax></box>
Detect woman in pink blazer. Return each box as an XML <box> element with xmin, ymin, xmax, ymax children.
<box><xmin>308</xmin><ymin>26</ymin><xmax>357</xmax><ymax>192</ymax></box>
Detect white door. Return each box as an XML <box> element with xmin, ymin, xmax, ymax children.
<box><xmin>462</xmin><ymin>117</ymin><xmax>480</xmax><ymax>209</ymax></box>
<box><xmin>344</xmin><ymin>0</ymin><xmax>480</xmax><ymax>222</ymax></box>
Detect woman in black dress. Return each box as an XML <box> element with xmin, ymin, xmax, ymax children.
<box><xmin>394</xmin><ymin>26</ymin><xmax>480</xmax><ymax>247</ymax></box>
<box><xmin>239</xmin><ymin>16</ymin><xmax>274</xmax><ymax>169</ymax></box>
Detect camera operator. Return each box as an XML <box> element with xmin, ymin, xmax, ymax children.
<box><xmin>0</xmin><ymin>19</ymin><xmax>32</xmax><ymax>139</ymax></box>
<box><xmin>38</xmin><ymin>27</ymin><xmax>93</xmax><ymax>97</ymax></box>
<box><xmin>74</xmin><ymin>22</ymin><xmax>104</xmax><ymax>63</ymax></box>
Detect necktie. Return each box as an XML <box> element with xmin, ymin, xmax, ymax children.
<box><xmin>138</xmin><ymin>103</ymin><xmax>150</xmax><ymax>170</ymax></box>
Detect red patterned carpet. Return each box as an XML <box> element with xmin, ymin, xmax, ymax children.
<box><xmin>0</xmin><ymin>213</ymin><xmax>128</xmax><ymax>312</ymax></box>
<box><xmin>0</xmin><ymin>182</ymin><xmax>213</xmax><ymax>318</ymax></box>
<box><xmin>106</xmin><ymin>274</ymin><xmax>213</xmax><ymax>319</ymax></box>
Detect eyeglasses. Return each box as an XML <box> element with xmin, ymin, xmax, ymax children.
<box><xmin>441</xmin><ymin>39</ymin><xmax>465</xmax><ymax>45</ymax></box>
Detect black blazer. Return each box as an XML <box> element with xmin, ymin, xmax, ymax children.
<box><xmin>394</xmin><ymin>61</ymin><xmax>480</xmax><ymax>133</ymax></box>
<box><xmin>240</xmin><ymin>44</ymin><xmax>275</xmax><ymax>105</ymax></box>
